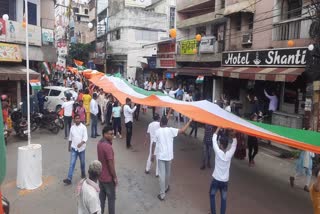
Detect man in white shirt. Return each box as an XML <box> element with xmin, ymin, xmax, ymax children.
<box><xmin>123</xmin><ymin>98</ymin><xmax>136</xmax><ymax>149</ymax></box>
<box><xmin>77</xmin><ymin>160</ymin><xmax>102</xmax><ymax>214</ymax></box>
<box><xmin>62</xmin><ymin>96</ymin><xmax>75</xmax><ymax>139</ymax></box>
<box><xmin>152</xmin><ymin>81</ymin><xmax>157</xmax><ymax>91</ymax></box>
<box><xmin>145</xmin><ymin>114</ymin><xmax>160</xmax><ymax>176</ymax></box>
<box><xmin>90</xmin><ymin>93</ymin><xmax>100</xmax><ymax>138</ymax></box>
<box><xmin>76</xmin><ymin>78</ymin><xmax>83</xmax><ymax>92</ymax></box>
<box><xmin>264</xmin><ymin>89</ymin><xmax>278</xmax><ymax>115</ymax></box>
<box><xmin>210</xmin><ymin>127</ymin><xmax>237</xmax><ymax>214</ymax></box>
<box><xmin>158</xmin><ymin>80</ymin><xmax>163</xmax><ymax>91</ymax></box>
<box><xmin>97</xmin><ymin>89</ymin><xmax>106</xmax><ymax>124</ymax></box>
<box><xmin>144</xmin><ymin>79</ymin><xmax>149</xmax><ymax>90</ymax></box>
<box><xmin>151</xmin><ymin>111</ymin><xmax>192</xmax><ymax>200</ymax></box>
<box><xmin>63</xmin><ymin>114</ymin><xmax>88</xmax><ymax>185</ymax></box>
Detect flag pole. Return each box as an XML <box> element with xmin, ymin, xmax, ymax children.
<box><xmin>25</xmin><ymin>0</ymin><xmax>31</xmax><ymax>146</ymax></box>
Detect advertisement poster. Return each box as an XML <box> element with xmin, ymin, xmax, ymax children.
<box><xmin>6</xmin><ymin>20</ymin><xmax>41</xmax><ymax>46</ymax></box>
<box><xmin>42</xmin><ymin>28</ymin><xmax>54</xmax><ymax>45</ymax></box>
<box><xmin>0</xmin><ymin>43</ymin><xmax>22</xmax><ymax>62</ymax></box>
<box><xmin>180</xmin><ymin>39</ymin><xmax>197</xmax><ymax>55</ymax></box>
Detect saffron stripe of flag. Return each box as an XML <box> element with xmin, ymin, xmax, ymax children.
<box><xmin>74</xmin><ymin>59</ymin><xmax>84</xmax><ymax>66</ymax></box>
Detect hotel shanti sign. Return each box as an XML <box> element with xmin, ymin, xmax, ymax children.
<box><xmin>222</xmin><ymin>48</ymin><xmax>308</xmax><ymax>67</ymax></box>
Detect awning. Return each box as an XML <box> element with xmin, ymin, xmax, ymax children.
<box><xmin>167</xmin><ymin>67</ymin><xmax>213</xmax><ymax>76</ymax></box>
<box><xmin>212</xmin><ymin>67</ymin><xmax>304</xmax><ymax>82</ymax></box>
<box><xmin>224</xmin><ymin>0</ymin><xmax>256</xmax><ymax>16</ymax></box>
<box><xmin>0</xmin><ymin>65</ymin><xmax>40</xmax><ymax>81</ymax></box>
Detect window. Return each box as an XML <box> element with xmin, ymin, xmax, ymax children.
<box><xmin>248</xmin><ymin>14</ymin><xmax>253</xmax><ymax>30</ymax></box>
<box><xmin>77</xmin><ymin>16</ymin><xmax>81</xmax><ymax>21</ymax></box>
<box><xmin>49</xmin><ymin>90</ymin><xmax>61</xmax><ymax>97</ymax></box>
<box><xmin>235</xmin><ymin>13</ymin><xmax>242</xmax><ymax>31</ymax></box>
<box><xmin>23</xmin><ymin>2</ymin><xmax>37</xmax><ymax>25</ymax></box>
<box><xmin>84</xmin><ymin>9</ymin><xmax>88</xmax><ymax>14</ymax></box>
<box><xmin>196</xmin><ymin>26</ymin><xmax>206</xmax><ymax>36</ymax></box>
<box><xmin>221</xmin><ymin>0</ymin><xmax>225</xmax><ymax>9</ymax></box>
<box><xmin>111</xmin><ymin>29</ymin><xmax>121</xmax><ymax>41</ymax></box>
<box><xmin>169</xmin><ymin>7</ymin><xmax>175</xmax><ymax>29</ymax></box>
<box><xmin>73</xmin><ymin>7</ymin><xmax>79</xmax><ymax>13</ymax></box>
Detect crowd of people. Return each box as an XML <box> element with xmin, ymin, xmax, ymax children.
<box><xmin>2</xmin><ymin>70</ymin><xmax>319</xmax><ymax>214</ymax></box>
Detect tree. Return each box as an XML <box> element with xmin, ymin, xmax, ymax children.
<box><xmin>66</xmin><ymin>43</ymin><xmax>95</xmax><ymax>66</ymax></box>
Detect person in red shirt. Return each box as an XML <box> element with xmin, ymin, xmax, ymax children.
<box><xmin>97</xmin><ymin>126</ymin><xmax>117</xmax><ymax>214</ymax></box>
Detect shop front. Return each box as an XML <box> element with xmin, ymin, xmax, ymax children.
<box><xmin>216</xmin><ymin>47</ymin><xmax>308</xmax><ymax>129</ymax></box>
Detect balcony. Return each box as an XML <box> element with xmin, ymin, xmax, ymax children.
<box><xmin>176</xmin><ymin>38</ymin><xmax>222</xmax><ymax>62</ymax></box>
<box><xmin>177</xmin><ymin>10</ymin><xmax>226</xmax><ymax>29</ymax></box>
<box><xmin>177</xmin><ymin>0</ymin><xmax>214</xmax><ymax>12</ymax></box>
<box><xmin>273</xmin><ymin>17</ymin><xmax>311</xmax><ymax>41</ymax></box>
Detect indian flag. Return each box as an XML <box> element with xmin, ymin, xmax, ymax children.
<box><xmin>83</xmin><ymin>71</ymin><xmax>320</xmax><ymax>153</ymax></box>
<box><xmin>30</xmin><ymin>79</ymin><xmax>41</xmax><ymax>90</ymax></box>
<box><xmin>42</xmin><ymin>62</ymin><xmax>51</xmax><ymax>75</ymax></box>
<box><xmin>0</xmin><ymin>100</ymin><xmax>6</xmax><ymax>186</ymax></box>
<box><xmin>196</xmin><ymin>76</ymin><xmax>204</xmax><ymax>84</ymax></box>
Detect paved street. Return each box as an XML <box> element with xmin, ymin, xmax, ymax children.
<box><xmin>2</xmin><ymin>111</ymin><xmax>312</xmax><ymax>214</ymax></box>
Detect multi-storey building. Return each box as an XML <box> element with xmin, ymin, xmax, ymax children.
<box><xmin>171</xmin><ymin>0</ymin><xmax>316</xmax><ymax>131</ymax></box>
<box><xmin>0</xmin><ymin>0</ymin><xmax>56</xmax><ymax>106</ymax></box>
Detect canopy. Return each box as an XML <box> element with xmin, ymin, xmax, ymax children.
<box><xmin>84</xmin><ymin>70</ymin><xmax>320</xmax><ymax>153</ymax></box>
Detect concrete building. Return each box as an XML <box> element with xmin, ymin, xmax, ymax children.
<box><xmin>0</xmin><ymin>0</ymin><xmax>56</xmax><ymax>106</ymax></box>
<box><xmin>69</xmin><ymin>1</ymin><xmax>90</xmax><ymax>44</ymax></box>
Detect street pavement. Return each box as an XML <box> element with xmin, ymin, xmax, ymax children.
<box><xmin>2</xmin><ymin>111</ymin><xmax>313</xmax><ymax>214</ymax></box>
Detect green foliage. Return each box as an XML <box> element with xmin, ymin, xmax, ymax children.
<box><xmin>67</xmin><ymin>43</ymin><xmax>95</xmax><ymax>66</ymax></box>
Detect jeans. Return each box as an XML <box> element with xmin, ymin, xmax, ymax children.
<box><xmin>145</xmin><ymin>141</ymin><xmax>159</xmax><ymax>175</ymax></box>
<box><xmin>64</xmin><ymin>116</ymin><xmax>72</xmax><ymax>138</ymax></box>
<box><xmin>202</xmin><ymin>143</ymin><xmax>213</xmax><ymax>166</ymax></box>
<box><xmin>248</xmin><ymin>141</ymin><xmax>258</xmax><ymax>162</ymax></box>
<box><xmin>113</xmin><ymin>117</ymin><xmax>121</xmax><ymax>135</ymax></box>
<box><xmin>210</xmin><ymin>179</ymin><xmax>228</xmax><ymax>214</ymax></box>
<box><xmin>91</xmin><ymin>113</ymin><xmax>98</xmax><ymax>137</ymax></box>
<box><xmin>189</xmin><ymin>122</ymin><xmax>198</xmax><ymax>137</ymax></box>
<box><xmin>125</xmin><ymin>121</ymin><xmax>133</xmax><ymax>148</ymax></box>
<box><xmin>158</xmin><ymin>160</ymin><xmax>171</xmax><ymax>199</ymax></box>
<box><xmin>67</xmin><ymin>148</ymin><xmax>85</xmax><ymax>181</ymax></box>
<box><xmin>99</xmin><ymin>181</ymin><xmax>116</xmax><ymax>214</ymax></box>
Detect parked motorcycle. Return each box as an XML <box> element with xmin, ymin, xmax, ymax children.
<box><xmin>31</xmin><ymin>111</ymin><xmax>60</xmax><ymax>134</ymax></box>
<box><xmin>10</xmin><ymin>104</ymin><xmax>28</xmax><ymax>139</ymax></box>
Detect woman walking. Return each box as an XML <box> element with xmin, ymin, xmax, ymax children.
<box><xmin>112</xmin><ymin>100</ymin><xmax>122</xmax><ymax>138</ymax></box>
<box><xmin>75</xmin><ymin>100</ymin><xmax>86</xmax><ymax>124</ymax></box>
<box><xmin>82</xmin><ymin>89</ymin><xmax>92</xmax><ymax>126</ymax></box>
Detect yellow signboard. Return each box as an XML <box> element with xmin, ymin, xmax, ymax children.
<box><xmin>0</xmin><ymin>42</ymin><xmax>22</xmax><ymax>62</ymax></box>
<box><xmin>180</xmin><ymin>39</ymin><xmax>197</xmax><ymax>55</ymax></box>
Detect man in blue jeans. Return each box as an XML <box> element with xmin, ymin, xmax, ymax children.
<box><xmin>63</xmin><ymin>114</ymin><xmax>88</xmax><ymax>185</ymax></box>
<box><xmin>210</xmin><ymin>127</ymin><xmax>237</xmax><ymax>214</ymax></box>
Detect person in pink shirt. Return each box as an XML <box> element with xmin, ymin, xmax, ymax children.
<box><xmin>76</xmin><ymin>100</ymin><xmax>86</xmax><ymax>124</ymax></box>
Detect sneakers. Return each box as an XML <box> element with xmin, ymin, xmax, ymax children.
<box><xmin>63</xmin><ymin>179</ymin><xmax>72</xmax><ymax>185</ymax></box>
<box><xmin>145</xmin><ymin>170</ymin><xmax>150</xmax><ymax>174</ymax></box>
<box><xmin>157</xmin><ymin>194</ymin><xmax>165</xmax><ymax>201</ymax></box>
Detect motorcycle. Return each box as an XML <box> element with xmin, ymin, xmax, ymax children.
<box><xmin>1</xmin><ymin>194</ymin><xmax>9</xmax><ymax>214</ymax></box>
<box><xmin>10</xmin><ymin>104</ymin><xmax>28</xmax><ymax>140</ymax></box>
<box><xmin>31</xmin><ymin>111</ymin><xmax>60</xmax><ymax>134</ymax></box>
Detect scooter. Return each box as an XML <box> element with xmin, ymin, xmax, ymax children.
<box><xmin>10</xmin><ymin>103</ymin><xmax>28</xmax><ymax>139</ymax></box>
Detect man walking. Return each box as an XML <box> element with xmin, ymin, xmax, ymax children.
<box><xmin>264</xmin><ymin>89</ymin><xmax>278</xmax><ymax>117</ymax></box>
<box><xmin>152</xmin><ymin>112</ymin><xmax>192</xmax><ymax>201</ymax></box>
<box><xmin>123</xmin><ymin>98</ymin><xmax>136</xmax><ymax>149</ymax></box>
<box><xmin>90</xmin><ymin>93</ymin><xmax>100</xmax><ymax>138</ymax></box>
<box><xmin>62</xmin><ymin>96</ymin><xmax>75</xmax><ymax>139</ymax></box>
<box><xmin>77</xmin><ymin>160</ymin><xmax>102</xmax><ymax>214</ymax></box>
<box><xmin>97</xmin><ymin>89</ymin><xmax>106</xmax><ymax>124</ymax></box>
<box><xmin>200</xmin><ymin>124</ymin><xmax>214</xmax><ymax>170</ymax></box>
<box><xmin>145</xmin><ymin>113</ymin><xmax>160</xmax><ymax>176</ymax></box>
<box><xmin>97</xmin><ymin>126</ymin><xmax>117</xmax><ymax>214</ymax></box>
<box><xmin>63</xmin><ymin>114</ymin><xmax>88</xmax><ymax>185</ymax></box>
<box><xmin>210</xmin><ymin>127</ymin><xmax>237</xmax><ymax>214</ymax></box>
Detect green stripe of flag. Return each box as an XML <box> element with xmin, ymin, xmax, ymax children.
<box><xmin>0</xmin><ymin>101</ymin><xmax>6</xmax><ymax>185</ymax></box>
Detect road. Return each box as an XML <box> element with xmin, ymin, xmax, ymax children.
<box><xmin>2</xmin><ymin>111</ymin><xmax>312</xmax><ymax>214</ymax></box>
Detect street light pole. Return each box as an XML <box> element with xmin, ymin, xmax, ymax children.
<box><xmin>25</xmin><ymin>0</ymin><xmax>31</xmax><ymax>146</ymax></box>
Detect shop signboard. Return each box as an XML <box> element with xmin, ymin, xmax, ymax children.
<box><xmin>157</xmin><ymin>42</ymin><xmax>176</xmax><ymax>68</ymax></box>
<box><xmin>57</xmin><ymin>40</ymin><xmax>67</xmax><ymax>56</ymax></box>
<box><xmin>180</xmin><ymin>39</ymin><xmax>197</xmax><ymax>55</ymax></box>
<box><xmin>0</xmin><ymin>43</ymin><xmax>22</xmax><ymax>62</ymax></box>
<box><xmin>42</xmin><ymin>28</ymin><xmax>54</xmax><ymax>45</ymax></box>
<box><xmin>56</xmin><ymin>56</ymin><xmax>66</xmax><ymax>71</ymax></box>
<box><xmin>199</xmin><ymin>36</ymin><xmax>216</xmax><ymax>53</ymax></box>
<box><xmin>6</xmin><ymin>20</ymin><xmax>41</xmax><ymax>46</ymax></box>
<box><xmin>222</xmin><ymin>47</ymin><xmax>308</xmax><ymax>67</ymax></box>
<box><xmin>125</xmin><ymin>0</ymin><xmax>152</xmax><ymax>8</ymax></box>
<box><xmin>0</xmin><ymin>19</ymin><xmax>7</xmax><ymax>42</ymax></box>
<box><xmin>146</xmin><ymin>57</ymin><xmax>156</xmax><ymax>69</ymax></box>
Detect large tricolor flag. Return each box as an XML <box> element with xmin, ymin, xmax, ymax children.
<box><xmin>83</xmin><ymin>71</ymin><xmax>320</xmax><ymax>153</ymax></box>
<box><xmin>30</xmin><ymin>79</ymin><xmax>41</xmax><ymax>90</ymax></box>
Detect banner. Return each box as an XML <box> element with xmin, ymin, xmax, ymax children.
<box><xmin>199</xmin><ymin>36</ymin><xmax>216</xmax><ymax>53</ymax></box>
<box><xmin>180</xmin><ymin>39</ymin><xmax>197</xmax><ymax>55</ymax></box>
<box><xmin>0</xmin><ymin>42</ymin><xmax>22</xmax><ymax>62</ymax></box>
<box><xmin>42</xmin><ymin>28</ymin><xmax>54</xmax><ymax>45</ymax></box>
<box><xmin>0</xmin><ymin>18</ymin><xmax>7</xmax><ymax>42</ymax></box>
<box><xmin>56</xmin><ymin>56</ymin><xmax>66</xmax><ymax>71</ymax></box>
<box><xmin>6</xmin><ymin>20</ymin><xmax>41</xmax><ymax>46</ymax></box>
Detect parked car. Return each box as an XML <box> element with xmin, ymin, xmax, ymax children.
<box><xmin>43</xmin><ymin>86</ymin><xmax>77</xmax><ymax>112</ymax></box>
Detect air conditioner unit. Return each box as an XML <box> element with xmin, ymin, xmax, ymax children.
<box><xmin>242</xmin><ymin>33</ymin><xmax>252</xmax><ymax>44</ymax></box>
